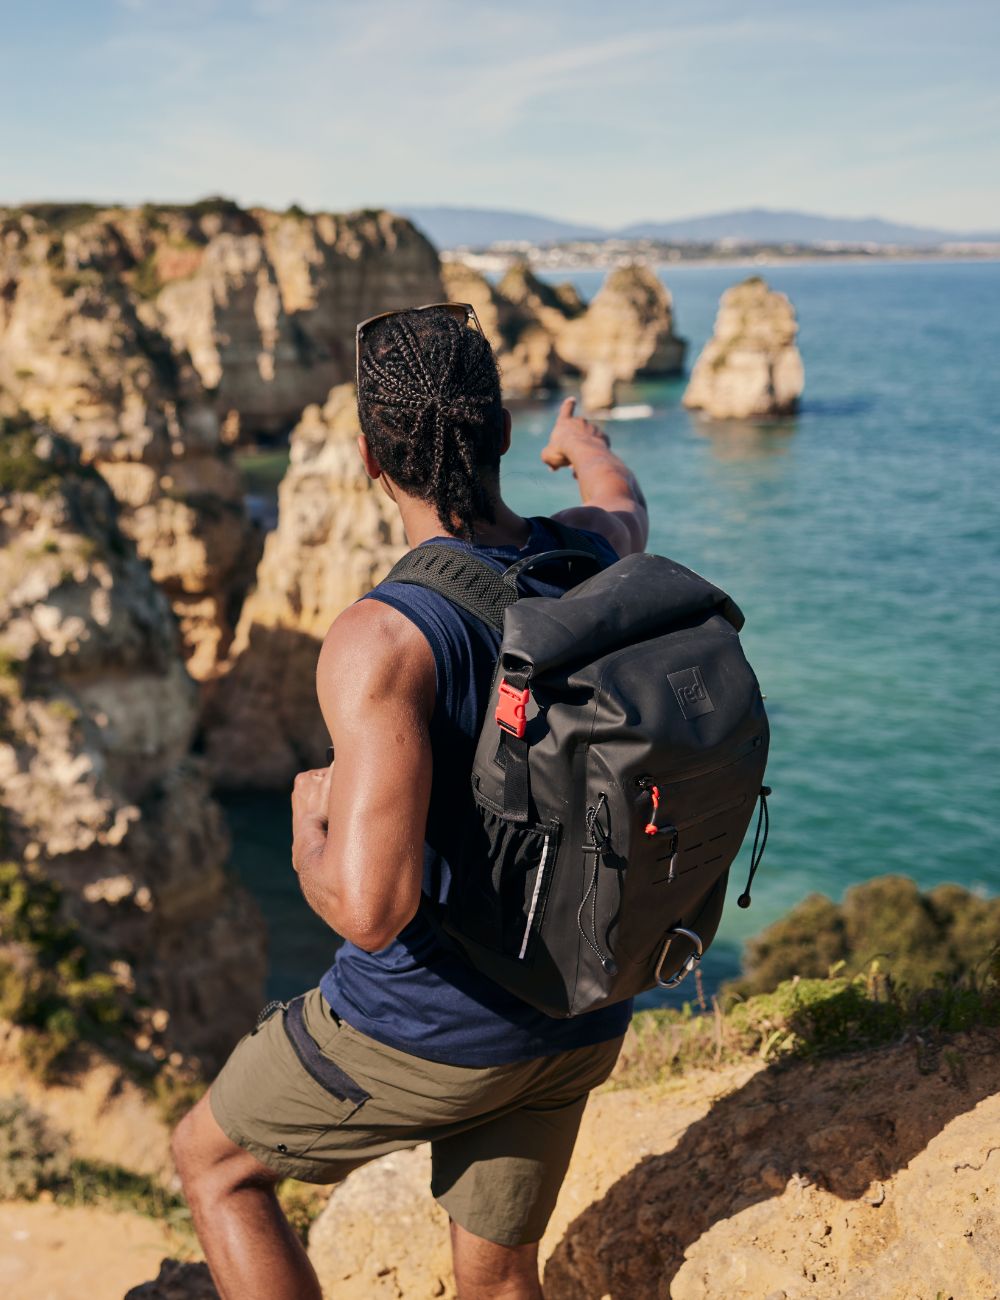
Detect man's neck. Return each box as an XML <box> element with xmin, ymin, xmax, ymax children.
<box><xmin>395</xmin><ymin>495</ymin><xmax>532</xmax><ymax>550</ymax></box>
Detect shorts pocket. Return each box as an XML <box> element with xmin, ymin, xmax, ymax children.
<box><xmin>451</xmin><ymin>791</ymin><xmax>561</xmax><ymax>960</ymax></box>
<box><xmin>282</xmin><ymin>995</ymin><xmax>371</xmax><ymax>1107</ymax></box>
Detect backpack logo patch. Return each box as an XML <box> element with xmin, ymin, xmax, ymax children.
<box><xmin>668</xmin><ymin>666</ymin><xmax>715</xmax><ymax>720</ymax></box>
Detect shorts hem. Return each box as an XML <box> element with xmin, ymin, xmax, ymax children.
<box><xmin>434</xmin><ymin>1193</ymin><xmax>547</xmax><ymax>1248</ymax></box>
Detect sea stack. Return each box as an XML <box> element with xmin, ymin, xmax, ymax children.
<box><xmin>442</xmin><ymin>259</ymin><xmax>686</xmax><ymax>411</ymax></box>
<box><xmin>683</xmin><ymin>277</ymin><xmax>804</xmax><ymax>420</ymax></box>
<box><xmin>204</xmin><ymin>384</ymin><xmax>407</xmax><ymax>788</ymax></box>
<box><xmin>555</xmin><ymin>263</ymin><xmax>686</xmax><ymax>411</ymax></box>
<box><xmin>0</xmin><ymin>425</ymin><xmax>265</xmax><ymax>1070</ymax></box>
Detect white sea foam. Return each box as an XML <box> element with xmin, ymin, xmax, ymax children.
<box><xmin>604</xmin><ymin>404</ymin><xmax>654</xmax><ymax>421</ymax></box>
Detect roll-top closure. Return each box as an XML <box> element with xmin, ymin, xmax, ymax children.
<box><xmin>500</xmin><ymin>552</ymin><xmax>744</xmax><ymax>678</ymax></box>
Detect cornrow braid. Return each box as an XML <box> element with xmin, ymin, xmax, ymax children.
<box><xmin>357</xmin><ymin>308</ymin><xmax>504</xmax><ymax>541</ymax></box>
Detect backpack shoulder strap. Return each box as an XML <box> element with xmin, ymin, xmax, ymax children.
<box><xmin>382</xmin><ymin>521</ymin><xmax>613</xmax><ymax>634</ymax></box>
<box><xmin>383</xmin><ymin>545</ymin><xmax>513</xmax><ymax>632</ymax></box>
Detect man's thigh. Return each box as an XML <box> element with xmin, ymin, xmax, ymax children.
<box><xmin>208</xmin><ymin>986</ymin><xmax>417</xmax><ymax>1184</ymax></box>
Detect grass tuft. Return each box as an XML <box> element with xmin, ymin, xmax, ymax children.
<box><xmin>614</xmin><ymin>949</ymin><xmax>1000</xmax><ymax>1091</ymax></box>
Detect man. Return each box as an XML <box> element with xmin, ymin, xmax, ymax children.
<box><xmin>173</xmin><ymin>304</ymin><xmax>648</xmax><ymax>1299</ymax></box>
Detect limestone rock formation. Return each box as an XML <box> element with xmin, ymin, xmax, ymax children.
<box><xmin>684</xmin><ymin>276</ymin><xmax>804</xmax><ymax>420</ymax></box>
<box><xmin>555</xmin><ymin>263</ymin><xmax>687</xmax><ymax>410</ymax></box>
<box><xmin>157</xmin><ymin>206</ymin><xmax>443</xmax><ymax>440</ymax></box>
<box><xmin>0</xmin><ymin>429</ymin><xmax>265</xmax><ymax>1068</ymax></box>
<box><xmin>0</xmin><ymin>1024</ymin><xmax>173</xmax><ymax>1179</ymax></box>
<box><xmin>0</xmin><ymin>208</ymin><xmax>260</xmax><ymax>677</ymax></box>
<box><xmin>443</xmin><ymin>259</ymin><xmax>685</xmax><ymax>410</ymax></box>
<box><xmin>0</xmin><ymin>201</ymin><xmax>442</xmax><ymax>674</ymax></box>
<box><xmin>307</xmin><ymin>1147</ymin><xmax>454</xmax><ymax>1299</ymax></box>
<box><xmin>205</xmin><ymin>385</ymin><xmax>406</xmax><ymax>788</ymax></box>
<box><xmin>441</xmin><ymin>261</ymin><xmax>567</xmax><ymax>396</ymax></box>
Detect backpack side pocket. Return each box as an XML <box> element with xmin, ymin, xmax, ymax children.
<box><xmin>450</xmin><ymin>789</ymin><xmax>561</xmax><ymax>961</ymax></box>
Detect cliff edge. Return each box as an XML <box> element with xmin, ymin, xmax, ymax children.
<box><xmin>116</xmin><ymin>1026</ymin><xmax>999</xmax><ymax>1300</ymax></box>
<box><xmin>0</xmin><ymin>427</ymin><xmax>265</xmax><ymax>1071</ymax></box>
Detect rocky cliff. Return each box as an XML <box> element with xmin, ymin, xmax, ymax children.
<box><xmin>113</xmin><ymin>1026</ymin><xmax>1000</xmax><ymax>1300</ymax></box>
<box><xmin>204</xmin><ymin>385</ymin><xmax>407</xmax><ymax>788</ymax></box>
<box><xmin>0</xmin><ymin>206</ymin><xmax>260</xmax><ymax>677</ymax></box>
<box><xmin>684</xmin><ymin>275</ymin><xmax>804</xmax><ymax>420</ymax></box>
<box><xmin>0</xmin><ymin>201</ymin><xmax>442</xmax><ymax>676</ymax></box>
<box><xmin>442</xmin><ymin>259</ymin><xmax>685</xmax><ymax>409</ymax></box>
<box><xmin>153</xmin><ymin>204</ymin><xmax>444</xmax><ymax>441</ymax></box>
<box><xmin>0</xmin><ymin>427</ymin><xmax>265</xmax><ymax>1070</ymax></box>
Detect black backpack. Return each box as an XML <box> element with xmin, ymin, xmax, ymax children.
<box><xmin>385</xmin><ymin>521</ymin><xmax>770</xmax><ymax>1017</ymax></box>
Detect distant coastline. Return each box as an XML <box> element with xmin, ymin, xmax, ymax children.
<box><xmin>447</xmin><ymin>244</ymin><xmax>1000</xmax><ymax>276</ymax></box>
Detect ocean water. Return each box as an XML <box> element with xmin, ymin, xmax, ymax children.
<box><xmin>226</xmin><ymin>259</ymin><xmax>1000</xmax><ymax>1005</ymax></box>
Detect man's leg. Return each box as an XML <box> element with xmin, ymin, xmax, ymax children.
<box><xmin>450</xmin><ymin>1220</ymin><xmax>543</xmax><ymax>1300</ymax></box>
<box><xmin>172</xmin><ymin>1090</ymin><xmax>323</xmax><ymax>1300</ymax></box>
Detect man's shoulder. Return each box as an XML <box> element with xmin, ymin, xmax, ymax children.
<box><xmin>318</xmin><ymin>598</ymin><xmax>435</xmax><ymax>712</ymax></box>
<box><xmin>549</xmin><ymin>506</ymin><xmax>635</xmax><ymax>559</ymax></box>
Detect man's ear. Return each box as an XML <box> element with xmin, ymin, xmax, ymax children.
<box><xmin>499</xmin><ymin>408</ymin><xmax>513</xmax><ymax>457</ymax></box>
<box><xmin>358</xmin><ymin>435</ymin><xmax>382</xmax><ymax>480</ymax></box>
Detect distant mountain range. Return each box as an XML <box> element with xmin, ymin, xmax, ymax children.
<box><xmin>397</xmin><ymin>205</ymin><xmax>1000</xmax><ymax>250</ymax></box>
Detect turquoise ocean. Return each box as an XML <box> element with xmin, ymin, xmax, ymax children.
<box><xmin>225</xmin><ymin>259</ymin><xmax>1000</xmax><ymax>1007</ymax></box>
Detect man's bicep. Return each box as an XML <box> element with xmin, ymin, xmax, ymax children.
<box><xmin>315</xmin><ymin>601</ymin><xmax>436</xmax><ymax>942</ymax></box>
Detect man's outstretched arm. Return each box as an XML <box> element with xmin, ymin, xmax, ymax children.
<box><xmin>542</xmin><ymin>396</ymin><xmax>649</xmax><ymax>556</ymax></box>
<box><xmin>290</xmin><ymin>599</ymin><xmax>435</xmax><ymax>952</ymax></box>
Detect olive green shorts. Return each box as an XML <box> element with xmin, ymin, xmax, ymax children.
<box><xmin>208</xmin><ymin>987</ymin><xmax>623</xmax><ymax>1246</ymax></box>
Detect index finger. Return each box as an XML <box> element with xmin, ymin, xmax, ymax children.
<box><xmin>559</xmin><ymin>396</ymin><xmax>576</xmax><ymax>419</ymax></box>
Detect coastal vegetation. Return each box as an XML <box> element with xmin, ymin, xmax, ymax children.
<box><xmin>618</xmin><ymin>950</ymin><xmax>1000</xmax><ymax>1089</ymax></box>
<box><xmin>730</xmin><ymin>873</ymin><xmax>1000</xmax><ymax>996</ymax></box>
<box><xmin>0</xmin><ymin>419</ymin><xmax>63</xmax><ymax>496</ymax></box>
<box><xmin>0</xmin><ymin>861</ymin><xmax>128</xmax><ymax>1081</ymax></box>
<box><xmin>615</xmin><ymin>874</ymin><xmax>1000</xmax><ymax>1088</ymax></box>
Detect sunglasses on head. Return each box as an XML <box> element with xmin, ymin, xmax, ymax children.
<box><xmin>354</xmin><ymin>301</ymin><xmax>484</xmax><ymax>389</ymax></box>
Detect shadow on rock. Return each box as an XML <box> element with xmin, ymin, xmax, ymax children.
<box><xmin>543</xmin><ymin>1030</ymin><xmax>999</xmax><ymax>1299</ymax></box>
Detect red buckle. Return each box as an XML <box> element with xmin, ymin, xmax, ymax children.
<box><xmin>495</xmin><ymin>679</ymin><xmax>529</xmax><ymax>739</ymax></box>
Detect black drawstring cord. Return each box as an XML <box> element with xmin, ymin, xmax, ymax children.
<box><xmin>579</xmin><ymin>795</ymin><xmax>616</xmax><ymax>972</ymax></box>
<box><xmin>737</xmin><ymin>786</ymin><xmax>771</xmax><ymax>909</ymax></box>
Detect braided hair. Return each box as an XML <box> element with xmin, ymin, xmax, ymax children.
<box><xmin>357</xmin><ymin>308</ymin><xmax>504</xmax><ymax>541</ymax></box>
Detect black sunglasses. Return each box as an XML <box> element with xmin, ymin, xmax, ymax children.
<box><xmin>354</xmin><ymin>301</ymin><xmax>484</xmax><ymax>388</ymax></box>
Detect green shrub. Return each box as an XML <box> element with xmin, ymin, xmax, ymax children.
<box><xmin>46</xmin><ymin>698</ymin><xmax>80</xmax><ymax>725</ymax></box>
<box><xmin>0</xmin><ymin>423</ymin><xmax>60</xmax><ymax>496</ymax></box>
<box><xmin>0</xmin><ymin>1094</ymin><xmax>72</xmax><ymax>1199</ymax></box>
<box><xmin>0</xmin><ymin>1096</ymin><xmax>192</xmax><ymax>1234</ymax></box>
<box><xmin>130</xmin><ymin>252</ymin><xmax>161</xmax><ymax>300</ymax></box>
<box><xmin>58</xmin><ymin>1156</ymin><xmax>190</xmax><ymax>1230</ymax></box>
<box><xmin>0</xmin><ymin>645</ymin><xmax>24</xmax><ymax>689</ymax></box>
<box><xmin>0</xmin><ymin>862</ymin><xmax>128</xmax><ymax>1080</ymax></box>
<box><xmin>729</xmin><ymin>875</ymin><xmax>1000</xmax><ymax>998</ymax></box>
<box><xmin>28</xmin><ymin>203</ymin><xmax>101</xmax><ymax>233</ymax></box>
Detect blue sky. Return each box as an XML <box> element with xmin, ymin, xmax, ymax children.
<box><xmin>2</xmin><ymin>0</ymin><xmax>997</xmax><ymax>229</ymax></box>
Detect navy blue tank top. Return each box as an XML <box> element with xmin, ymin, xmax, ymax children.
<box><xmin>319</xmin><ymin>517</ymin><xmax>633</xmax><ymax>1066</ymax></box>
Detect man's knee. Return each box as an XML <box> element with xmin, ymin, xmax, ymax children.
<box><xmin>171</xmin><ymin>1090</ymin><xmax>277</xmax><ymax>1200</ymax></box>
